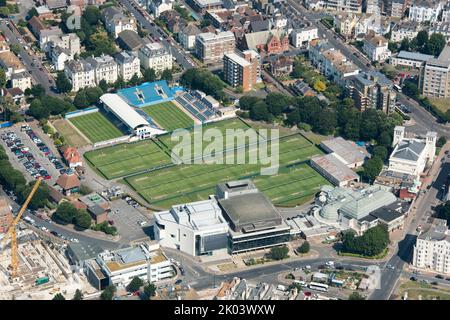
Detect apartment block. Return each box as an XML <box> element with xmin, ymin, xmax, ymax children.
<box><xmin>85</xmin><ymin>54</ymin><xmax>118</xmax><ymax>85</ymax></box>
<box><xmin>114</xmin><ymin>51</ymin><xmax>141</xmax><ymax>82</ymax></box>
<box><xmin>223</xmin><ymin>50</ymin><xmax>260</xmax><ymax>92</ymax></box>
<box><xmin>65</xmin><ymin>59</ymin><xmax>96</xmax><ymax>92</ymax></box>
<box><xmin>326</xmin><ymin>0</ymin><xmax>363</xmax><ymax>13</ymax></box>
<box><xmin>408</xmin><ymin>0</ymin><xmax>443</xmax><ymax>23</ymax></box>
<box><xmin>419</xmin><ymin>44</ymin><xmax>450</xmax><ymax>98</ymax></box>
<box><xmin>362</xmin><ymin>32</ymin><xmax>391</xmax><ymax>62</ymax></box>
<box><xmin>195</xmin><ymin>31</ymin><xmax>236</xmax><ymax>64</ymax></box>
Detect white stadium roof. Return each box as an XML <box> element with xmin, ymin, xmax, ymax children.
<box><xmin>100</xmin><ymin>93</ymin><xmax>149</xmax><ymax>130</ymax></box>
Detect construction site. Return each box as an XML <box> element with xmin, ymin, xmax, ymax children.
<box><xmin>0</xmin><ymin>229</ymin><xmax>95</xmax><ymax>300</ymax></box>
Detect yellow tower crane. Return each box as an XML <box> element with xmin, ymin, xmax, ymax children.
<box><xmin>1</xmin><ymin>177</ymin><xmax>43</xmax><ymax>278</ymax></box>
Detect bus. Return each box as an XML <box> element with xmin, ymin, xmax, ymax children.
<box><xmin>393</xmin><ymin>84</ymin><xmax>402</xmax><ymax>92</ymax></box>
<box><xmin>308</xmin><ymin>282</ymin><xmax>329</xmax><ymax>292</ymax></box>
<box><xmin>293</xmin><ymin>280</ymin><xmax>307</xmax><ymax>287</ymax></box>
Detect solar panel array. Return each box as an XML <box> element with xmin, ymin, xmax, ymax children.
<box><xmin>175</xmin><ymin>92</ymin><xmax>217</xmax><ymax>123</ymax></box>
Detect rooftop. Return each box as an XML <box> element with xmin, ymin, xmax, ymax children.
<box><xmin>311</xmin><ymin>154</ymin><xmax>360</xmax><ymax>184</ymax></box>
<box><xmin>320</xmin><ymin>137</ymin><xmax>368</xmax><ymax>165</ymax></box>
<box><xmin>100</xmin><ymin>93</ymin><xmax>150</xmax><ymax>129</ymax></box>
<box><xmin>224</xmin><ymin>52</ymin><xmax>251</xmax><ymax>67</ymax></box>
<box><xmin>155</xmin><ymin>199</ymin><xmax>228</xmax><ymax>232</ymax></box>
<box><xmin>427</xmin><ymin>45</ymin><xmax>450</xmax><ymax>68</ymax></box>
<box><xmin>100</xmin><ymin>245</ymin><xmax>168</xmax><ymax>272</ymax></box>
<box><xmin>391</xmin><ymin>139</ymin><xmax>426</xmax><ymax>162</ymax></box>
<box><xmin>396</xmin><ymin>50</ymin><xmax>434</xmax><ymax>62</ymax></box>
<box><xmin>218</xmin><ymin>192</ymin><xmax>282</xmax><ymax>232</ymax></box>
<box><xmin>55</xmin><ymin>173</ymin><xmax>80</xmax><ymax>190</ymax></box>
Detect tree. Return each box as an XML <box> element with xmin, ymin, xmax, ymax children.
<box><xmin>238</xmin><ymin>96</ymin><xmax>261</xmax><ymax>111</ymax></box>
<box><xmin>27</xmin><ymin>7</ymin><xmax>38</xmax><ymax>19</ymax></box>
<box><xmin>141</xmin><ymin>283</ymin><xmax>156</xmax><ymax>300</ymax></box>
<box><xmin>82</xmin><ymin>5</ymin><xmax>101</xmax><ymax>25</ymax></box>
<box><xmin>297</xmin><ymin>241</ymin><xmax>310</xmax><ymax>254</ymax></box>
<box><xmin>436</xmin><ymin>201</ymin><xmax>450</xmax><ymax>224</ymax></box>
<box><xmin>285</xmin><ymin>109</ymin><xmax>301</xmax><ymax>127</ymax></box>
<box><xmin>160</xmin><ymin>68</ymin><xmax>173</xmax><ymax>82</ymax></box>
<box><xmin>313</xmin><ymin>79</ymin><xmax>327</xmax><ymax>92</ymax></box>
<box><xmin>341</xmin><ymin>225</ymin><xmax>389</xmax><ymax>257</ymax></box>
<box><xmin>0</xmin><ymin>68</ymin><xmax>6</xmax><ymax>89</ymax></box>
<box><xmin>52</xmin><ymin>202</ymin><xmax>78</xmax><ymax>224</ymax></box>
<box><xmin>399</xmin><ymin>38</ymin><xmax>410</xmax><ymax>51</ymax></box>
<box><xmin>114</xmin><ymin>76</ymin><xmax>126</xmax><ymax>89</ymax></box>
<box><xmin>416</xmin><ymin>30</ymin><xmax>429</xmax><ymax>48</ymax></box>
<box><xmin>268</xmin><ymin>245</ymin><xmax>289</xmax><ymax>260</ymax></box>
<box><xmin>126</xmin><ymin>277</ymin><xmax>144</xmax><ymax>293</ymax></box>
<box><xmin>10</xmin><ymin>43</ymin><xmax>21</xmax><ymax>55</ymax></box>
<box><xmin>143</xmin><ymin>68</ymin><xmax>157</xmax><ymax>83</ymax></box>
<box><xmin>100</xmin><ymin>285</ymin><xmax>116</xmax><ymax>300</ymax></box>
<box><xmin>0</xmin><ymin>7</ymin><xmax>10</xmax><ymax>18</ymax></box>
<box><xmin>52</xmin><ymin>293</ymin><xmax>65</xmax><ymax>300</ymax></box>
<box><xmin>265</xmin><ymin>92</ymin><xmax>292</xmax><ymax>116</ymax></box>
<box><xmin>372</xmin><ymin>145</ymin><xmax>388</xmax><ymax>161</ymax></box>
<box><xmin>426</xmin><ymin>33</ymin><xmax>446</xmax><ymax>56</ymax></box>
<box><xmin>437</xmin><ymin>136</ymin><xmax>447</xmax><ymax>147</ymax></box>
<box><xmin>73</xmin><ymin>90</ymin><xmax>89</xmax><ymax>109</ymax></box>
<box><xmin>56</xmin><ymin>72</ymin><xmax>72</xmax><ymax>93</ymax></box>
<box><xmin>30</xmin><ymin>84</ymin><xmax>46</xmax><ymax>98</ymax></box>
<box><xmin>349</xmin><ymin>292</ymin><xmax>365</xmax><ymax>300</ymax></box>
<box><xmin>388</xmin><ymin>41</ymin><xmax>398</xmax><ymax>53</ymax></box>
<box><xmin>18</xmin><ymin>183</ymin><xmax>49</xmax><ymax>210</ymax></box>
<box><xmin>128</xmin><ymin>74</ymin><xmax>140</xmax><ymax>86</ymax></box>
<box><xmin>72</xmin><ymin>289</ymin><xmax>83</xmax><ymax>300</ymax></box>
<box><xmin>249</xmin><ymin>101</ymin><xmax>270</xmax><ymax>121</ymax></box>
<box><xmin>98</xmin><ymin>79</ymin><xmax>109</xmax><ymax>93</ymax></box>
<box><xmin>74</xmin><ymin>210</ymin><xmax>92</xmax><ymax>229</ymax></box>
<box><xmin>362</xmin><ymin>156</ymin><xmax>383</xmax><ymax>182</ymax></box>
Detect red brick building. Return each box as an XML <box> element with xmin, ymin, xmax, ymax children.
<box><xmin>242</xmin><ymin>29</ymin><xmax>289</xmax><ymax>56</ymax></box>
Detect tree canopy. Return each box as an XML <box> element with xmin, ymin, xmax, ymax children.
<box><xmin>341</xmin><ymin>225</ymin><xmax>389</xmax><ymax>257</ymax></box>
<box><xmin>268</xmin><ymin>246</ymin><xmax>289</xmax><ymax>260</ymax></box>
<box><xmin>126</xmin><ymin>277</ymin><xmax>144</xmax><ymax>293</ymax></box>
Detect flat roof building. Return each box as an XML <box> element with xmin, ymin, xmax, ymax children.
<box><xmin>195</xmin><ymin>31</ymin><xmax>236</xmax><ymax>64</ymax></box>
<box><xmin>154</xmin><ymin>199</ymin><xmax>229</xmax><ymax>257</ymax></box>
<box><xmin>320</xmin><ymin>137</ymin><xmax>369</xmax><ymax>168</ymax></box>
<box><xmin>310</xmin><ymin>154</ymin><xmax>360</xmax><ymax>187</ymax></box>
<box><xmin>420</xmin><ymin>44</ymin><xmax>450</xmax><ymax>98</ymax></box>
<box><xmin>223</xmin><ymin>50</ymin><xmax>260</xmax><ymax>92</ymax></box>
<box><xmin>216</xmin><ymin>180</ymin><xmax>291</xmax><ymax>253</ymax></box>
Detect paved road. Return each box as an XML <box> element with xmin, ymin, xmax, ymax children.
<box><xmin>370</xmin><ymin>151</ymin><xmax>450</xmax><ymax>299</ymax></box>
<box><xmin>0</xmin><ymin>20</ymin><xmax>55</xmax><ymax>94</ymax></box>
<box><xmin>118</xmin><ymin>0</ymin><xmax>196</xmax><ymax>70</ymax></box>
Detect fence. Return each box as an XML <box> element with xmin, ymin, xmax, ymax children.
<box><xmin>64</xmin><ymin>107</ymin><xmax>99</xmax><ymax>119</ymax></box>
<box><xmin>93</xmin><ymin>135</ymin><xmax>131</xmax><ymax>149</ymax></box>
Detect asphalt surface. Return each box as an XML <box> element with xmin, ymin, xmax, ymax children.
<box><xmin>118</xmin><ymin>0</ymin><xmax>196</xmax><ymax>70</ymax></box>
<box><xmin>0</xmin><ymin>20</ymin><xmax>55</xmax><ymax>94</ymax></box>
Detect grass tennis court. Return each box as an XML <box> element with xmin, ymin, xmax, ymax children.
<box><xmin>142</xmin><ymin>102</ymin><xmax>194</xmax><ymax>131</ymax></box>
<box><xmin>85</xmin><ymin>118</ymin><xmax>328</xmax><ymax>208</ymax></box>
<box><xmin>69</xmin><ymin>112</ymin><xmax>123</xmax><ymax>143</ymax></box>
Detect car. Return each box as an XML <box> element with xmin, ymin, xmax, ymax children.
<box><xmin>410</xmin><ymin>276</ymin><xmax>417</xmax><ymax>281</ymax></box>
<box><xmin>445</xmin><ymin>277</ymin><xmax>450</xmax><ymax>281</ymax></box>
<box><xmin>39</xmin><ymin>67</ymin><xmax>43</xmax><ymax>71</ymax></box>
<box><xmin>175</xmin><ymin>279</ymin><xmax>182</xmax><ymax>285</ymax></box>
<box><xmin>138</xmin><ymin>220</ymin><xmax>147</xmax><ymax>226</ymax></box>
<box><xmin>436</xmin><ymin>274</ymin><xmax>444</xmax><ymax>279</ymax></box>
<box><xmin>431</xmin><ymin>281</ymin><xmax>439</xmax><ymax>285</ymax></box>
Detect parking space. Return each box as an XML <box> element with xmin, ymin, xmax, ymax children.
<box><xmin>7</xmin><ymin>124</ymin><xmax>67</xmax><ymax>186</ymax></box>
<box><xmin>108</xmin><ymin>198</ymin><xmax>153</xmax><ymax>243</ymax></box>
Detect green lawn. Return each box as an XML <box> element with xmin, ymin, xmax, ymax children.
<box><xmin>142</xmin><ymin>102</ymin><xmax>194</xmax><ymax>131</ymax></box>
<box><xmin>69</xmin><ymin>112</ymin><xmax>123</xmax><ymax>143</ymax></box>
<box><xmin>85</xmin><ymin>118</ymin><xmax>328</xmax><ymax>208</ymax></box>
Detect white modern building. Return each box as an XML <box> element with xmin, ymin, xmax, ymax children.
<box><xmin>362</xmin><ymin>32</ymin><xmax>391</xmax><ymax>62</ymax></box>
<box><xmin>100</xmin><ymin>93</ymin><xmax>165</xmax><ymax>138</ymax></box>
<box><xmin>138</xmin><ymin>42</ymin><xmax>172</xmax><ymax>74</ymax></box>
<box><xmin>86</xmin><ymin>54</ymin><xmax>119</xmax><ymax>85</ymax></box>
<box><xmin>114</xmin><ymin>51</ymin><xmax>141</xmax><ymax>82</ymax></box>
<box><xmin>93</xmin><ymin>243</ymin><xmax>173</xmax><ymax>287</ymax></box>
<box><xmin>102</xmin><ymin>6</ymin><xmax>137</xmax><ymax>38</ymax></box>
<box><xmin>413</xmin><ymin>218</ymin><xmax>450</xmax><ymax>274</ymax></box>
<box><xmin>388</xmin><ymin>126</ymin><xmax>436</xmax><ymax>177</ymax></box>
<box><xmin>154</xmin><ymin>199</ymin><xmax>229</xmax><ymax>257</ymax></box>
<box><xmin>290</xmin><ymin>27</ymin><xmax>319</xmax><ymax>48</ymax></box>
<box><xmin>408</xmin><ymin>0</ymin><xmax>443</xmax><ymax>23</ymax></box>
<box><xmin>65</xmin><ymin>59</ymin><xmax>96</xmax><ymax>92</ymax></box>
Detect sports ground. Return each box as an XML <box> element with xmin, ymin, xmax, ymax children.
<box><xmin>69</xmin><ymin>112</ymin><xmax>123</xmax><ymax>143</ymax></box>
<box><xmin>84</xmin><ymin>118</ymin><xmax>328</xmax><ymax>208</ymax></box>
<box><xmin>142</xmin><ymin>102</ymin><xmax>194</xmax><ymax>131</ymax></box>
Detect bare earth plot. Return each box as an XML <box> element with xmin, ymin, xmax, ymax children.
<box><xmin>52</xmin><ymin>119</ymin><xmax>89</xmax><ymax>148</ymax></box>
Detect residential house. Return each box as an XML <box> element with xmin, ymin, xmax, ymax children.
<box><xmin>362</xmin><ymin>32</ymin><xmax>391</xmax><ymax>62</ymax></box>
<box><xmin>290</xmin><ymin>26</ymin><xmax>319</xmax><ymax>48</ymax></box>
<box><xmin>409</xmin><ymin>0</ymin><xmax>443</xmax><ymax>22</ymax></box>
<box><xmin>114</xmin><ymin>51</ymin><xmax>141</xmax><ymax>82</ymax></box>
<box><xmin>179</xmin><ymin>24</ymin><xmax>201</xmax><ymax>50</ymax></box>
<box><xmin>51</xmin><ymin>46</ymin><xmax>71</xmax><ymax>71</ymax></box>
<box><xmin>149</xmin><ymin>0</ymin><xmax>174</xmax><ymax>18</ymax></box>
<box><xmin>2</xmin><ymin>88</ymin><xmax>25</xmax><ymax>104</ymax></box>
<box><xmin>60</xmin><ymin>146</ymin><xmax>83</xmax><ymax>168</ymax></box>
<box><xmin>102</xmin><ymin>6</ymin><xmax>137</xmax><ymax>38</ymax></box>
<box><xmin>85</xmin><ymin>54</ymin><xmax>119</xmax><ymax>85</ymax></box>
<box><xmin>10</xmin><ymin>72</ymin><xmax>32</xmax><ymax>91</ymax></box>
<box><xmin>270</xmin><ymin>56</ymin><xmax>293</xmax><ymax>76</ymax></box>
<box><xmin>117</xmin><ymin>30</ymin><xmax>146</xmax><ymax>51</ymax></box>
<box><xmin>65</xmin><ymin>59</ymin><xmax>96</xmax><ymax>92</ymax></box>
<box><xmin>390</xmin><ymin>21</ymin><xmax>421</xmax><ymax>42</ymax></box>
<box><xmin>138</xmin><ymin>42</ymin><xmax>173</xmax><ymax>73</ymax></box>
<box><xmin>334</xmin><ymin>13</ymin><xmax>357</xmax><ymax>38</ymax></box>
